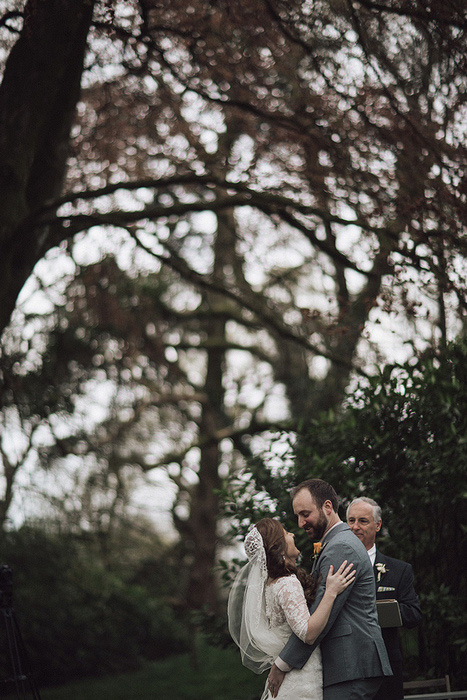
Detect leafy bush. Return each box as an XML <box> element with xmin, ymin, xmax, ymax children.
<box><xmin>0</xmin><ymin>527</ymin><xmax>188</xmax><ymax>687</ymax></box>
<box><xmin>223</xmin><ymin>339</ymin><xmax>467</xmax><ymax>687</ymax></box>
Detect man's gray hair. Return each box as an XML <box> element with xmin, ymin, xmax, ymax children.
<box><xmin>346</xmin><ymin>496</ymin><xmax>382</xmax><ymax>523</ymax></box>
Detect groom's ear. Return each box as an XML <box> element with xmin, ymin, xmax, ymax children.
<box><xmin>323</xmin><ymin>499</ymin><xmax>334</xmax><ymax>516</ymax></box>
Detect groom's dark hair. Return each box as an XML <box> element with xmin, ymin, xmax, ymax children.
<box><xmin>291</xmin><ymin>478</ymin><xmax>339</xmax><ymax>512</ymax></box>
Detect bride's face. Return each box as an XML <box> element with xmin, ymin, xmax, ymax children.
<box><xmin>283</xmin><ymin>529</ymin><xmax>300</xmax><ymax>564</ymax></box>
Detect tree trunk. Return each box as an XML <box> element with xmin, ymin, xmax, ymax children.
<box><xmin>0</xmin><ymin>0</ymin><xmax>95</xmax><ymax>333</ymax></box>
<box><xmin>184</xmin><ymin>207</ymin><xmax>233</xmax><ymax>610</ymax></box>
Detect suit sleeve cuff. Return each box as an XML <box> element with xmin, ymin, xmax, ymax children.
<box><xmin>275</xmin><ymin>657</ymin><xmax>293</xmax><ymax>672</ymax></box>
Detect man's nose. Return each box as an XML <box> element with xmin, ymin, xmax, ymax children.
<box><xmin>298</xmin><ymin>515</ymin><xmax>306</xmax><ymax>528</ymax></box>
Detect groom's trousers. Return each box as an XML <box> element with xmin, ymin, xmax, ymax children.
<box><xmin>324</xmin><ymin>677</ymin><xmax>384</xmax><ymax>700</ymax></box>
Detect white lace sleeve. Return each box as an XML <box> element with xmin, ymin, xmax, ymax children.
<box><xmin>274</xmin><ymin>575</ymin><xmax>309</xmax><ymax>642</ymax></box>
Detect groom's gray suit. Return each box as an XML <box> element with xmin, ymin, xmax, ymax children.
<box><xmin>279</xmin><ymin>522</ymin><xmax>392</xmax><ymax>698</ymax></box>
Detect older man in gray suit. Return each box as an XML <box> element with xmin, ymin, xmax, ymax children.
<box><xmin>267</xmin><ymin>479</ymin><xmax>392</xmax><ymax>699</ymax></box>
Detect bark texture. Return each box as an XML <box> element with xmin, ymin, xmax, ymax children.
<box><xmin>0</xmin><ymin>0</ymin><xmax>95</xmax><ymax>331</ymax></box>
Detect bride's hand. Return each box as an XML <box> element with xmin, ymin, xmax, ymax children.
<box><xmin>325</xmin><ymin>560</ymin><xmax>355</xmax><ymax>596</ymax></box>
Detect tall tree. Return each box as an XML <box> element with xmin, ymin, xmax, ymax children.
<box><xmin>1</xmin><ymin>0</ymin><xmax>465</xmax><ymax>611</ymax></box>
<box><xmin>0</xmin><ymin>0</ymin><xmax>96</xmax><ymax>331</ymax></box>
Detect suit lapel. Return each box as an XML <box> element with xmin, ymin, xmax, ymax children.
<box><xmin>374</xmin><ymin>550</ymin><xmax>382</xmax><ymax>581</ymax></box>
<box><xmin>374</xmin><ymin>550</ymin><xmax>384</xmax><ymax>581</ymax></box>
<box><xmin>374</xmin><ymin>551</ymin><xmax>393</xmax><ymax>590</ymax></box>
<box><xmin>311</xmin><ymin>522</ymin><xmax>348</xmax><ymax>573</ymax></box>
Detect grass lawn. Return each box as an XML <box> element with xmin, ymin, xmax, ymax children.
<box><xmin>35</xmin><ymin>643</ymin><xmax>266</xmax><ymax>700</ymax></box>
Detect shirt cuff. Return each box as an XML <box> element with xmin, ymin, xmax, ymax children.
<box><xmin>275</xmin><ymin>657</ymin><xmax>293</xmax><ymax>672</ymax></box>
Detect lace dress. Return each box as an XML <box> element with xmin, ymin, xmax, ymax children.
<box><xmin>261</xmin><ymin>574</ymin><xmax>323</xmax><ymax>700</ymax></box>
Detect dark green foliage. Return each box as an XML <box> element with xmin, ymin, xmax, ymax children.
<box><xmin>0</xmin><ymin>527</ymin><xmax>188</xmax><ymax>687</ymax></box>
<box><xmin>223</xmin><ymin>339</ymin><xmax>467</xmax><ymax>686</ymax></box>
<box><xmin>293</xmin><ymin>342</ymin><xmax>467</xmax><ymax>683</ymax></box>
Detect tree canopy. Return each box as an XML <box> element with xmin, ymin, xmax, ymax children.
<box><xmin>0</xmin><ymin>0</ymin><xmax>466</xmax><ymax>611</ymax></box>
<box><xmin>0</xmin><ymin>0</ymin><xmax>465</xmax><ymax>354</ymax></box>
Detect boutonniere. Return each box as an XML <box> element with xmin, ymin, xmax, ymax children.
<box><xmin>375</xmin><ymin>562</ymin><xmax>388</xmax><ymax>582</ymax></box>
<box><xmin>313</xmin><ymin>542</ymin><xmax>326</xmax><ymax>561</ymax></box>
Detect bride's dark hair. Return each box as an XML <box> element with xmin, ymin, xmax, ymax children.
<box><xmin>255</xmin><ymin>517</ymin><xmax>319</xmax><ymax>605</ymax></box>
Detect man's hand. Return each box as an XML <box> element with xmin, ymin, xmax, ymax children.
<box><xmin>267</xmin><ymin>663</ymin><xmax>286</xmax><ymax>697</ymax></box>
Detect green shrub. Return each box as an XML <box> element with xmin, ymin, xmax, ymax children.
<box><xmin>0</xmin><ymin>527</ymin><xmax>188</xmax><ymax>687</ymax></box>
<box><xmin>223</xmin><ymin>338</ymin><xmax>467</xmax><ymax>687</ymax></box>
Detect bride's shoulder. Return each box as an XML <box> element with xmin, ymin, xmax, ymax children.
<box><xmin>268</xmin><ymin>573</ymin><xmax>301</xmax><ymax>589</ymax></box>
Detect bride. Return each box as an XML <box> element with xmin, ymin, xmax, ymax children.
<box><xmin>228</xmin><ymin>518</ymin><xmax>355</xmax><ymax>700</ymax></box>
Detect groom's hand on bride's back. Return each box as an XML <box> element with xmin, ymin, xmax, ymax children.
<box><xmin>267</xmin><ymin>663</ymin><xmax>286</xmax><ymax>697</ymax></box>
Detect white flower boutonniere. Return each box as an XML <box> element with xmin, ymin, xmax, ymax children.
<box><xmin>375</xmin><ymin>562</ymin><xmax>388</xmax><ymax>582</ymax></box>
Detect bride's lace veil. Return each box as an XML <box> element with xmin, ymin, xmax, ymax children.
<box><xmin>227</xmin><ymin>525</ymin><xmax>286</xmax><ymax>673</ymax></box>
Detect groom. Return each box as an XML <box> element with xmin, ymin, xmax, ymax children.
<box><xmin>267</xmin><ymin>479</ymin><xmax>392</xmax><ymax>699</ymax></box>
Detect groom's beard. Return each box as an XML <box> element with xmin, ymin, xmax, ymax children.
<box><xmin>304</xmin><ymin>512</ymin><xmax>328</xmax><ymax>541</ymax></box>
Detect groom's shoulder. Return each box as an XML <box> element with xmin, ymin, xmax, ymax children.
<box><xmin>327</xmin><ymin>522</ymin><xmax>353</xmax><ymax>543</ymax></box>
<box><xmin>328</xmin><ymin>525</ymin><xmax>368</xmax><ymax>556</ymax></box>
